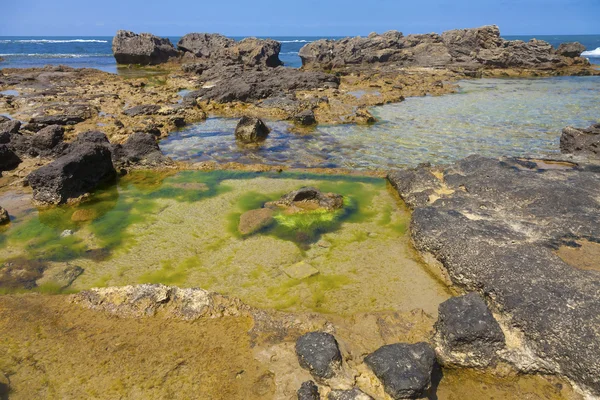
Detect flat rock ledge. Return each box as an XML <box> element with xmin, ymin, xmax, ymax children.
<box><xmin>388</xmin><ymin>155</ymin><xmax>600</xmax><ymax>396</ymax></box>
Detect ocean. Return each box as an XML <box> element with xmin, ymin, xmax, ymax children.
<box><xmin>0</xmin><ymin>34</ymin><xmax>599</xmax><ymax>72</ymax></box>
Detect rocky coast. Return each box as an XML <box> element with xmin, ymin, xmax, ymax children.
<box><xmin>0</xmin><ymin>24</ymin><xmax>599</xmax><ymax>400</ymax></box>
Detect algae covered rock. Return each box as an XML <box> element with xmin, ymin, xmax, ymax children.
<box><xmin>238</xmin><ymin>208</ymin><xmax>274</xmax><ymax>235</ymax></box>
<box><xmin>295</xmin><ymin>331</ymin><xmax>342</xmax><ymax>381</ymax></box>
<box><xmin>234</xmin><ymin>116</ymin><xmax>270</xmax><ymax>144</ymax></box>
<box><xmin>266</xmin><ymin>187</ymin><xmax>344</xmax><ymax>213</ymax></box>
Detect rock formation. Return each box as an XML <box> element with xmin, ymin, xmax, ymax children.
<box><xmin>112</xmin><ymin>30</ymin><xmax>180</xmax><ymax>65</ymax></box>
<box><xmin>560</xmin><ymin>122</ymin><xmax>600</xmax><ymax>158</ymax></box>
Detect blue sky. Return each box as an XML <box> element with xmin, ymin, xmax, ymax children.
<box><xmin>0</xmin><ymin>0</ymin><xmax>598</xmax><ymax>36</ymax></box>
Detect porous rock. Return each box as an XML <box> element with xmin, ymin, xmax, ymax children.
<box><xmin>295</xmin><ymin>331</ymin><xmax>342</xmax><ymax>380</ymax></box>
<box><xmin>297</xmin><ymin>380</ymin><xmax>319</xmax><ymax>400</ymax></box>
<box><xmin>560</xmin><ymin>123</ymin><xmax>600</xmax><ymax>158</ymax></box>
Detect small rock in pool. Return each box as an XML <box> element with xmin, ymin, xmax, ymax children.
<box><xmin>283</xmin><ymin>261</ymin><xmax>319</xmax><ymax>280</ymax></box>
<box><xmin>328</xmin><ymin>388</ymin><xmax>373</xmax><ymax>400</ymax></box>
<box><xmin>364</xmin><ymin>342</ymin><xmax>436</xmax><ymax>399</ymax></box>
<box><xmin>60</xmin><ymin>229</ymin><xmax>74</xmax><ymax>238</ymax></box>
<box><xmin>297</xmin><ymin>380</ymin><xmax>319</xmax><ymax>400</ymax></box>
<box><xmin>295</xmin><ymin>331</ymin><xmax>342</xmax><ymax>381</ymax></box>
<box><xmin>293</xmin><ymin>109</ymin><xmax>317</xmax><ymax>126</ymax></box>
<box><xmin>0</xmin><ymin>206</ymin><xmax>9</xmax><ymax>224</ymax></box>
<box><xmin>238</xmin><ymin>208</ymin><xmax>274</xmax><ymax>235</ymax></box>
<box><xmin>234</xmin><ymin>116</ymin><xmax>270</xmax><ymax>144</ymax></box>
<box><xmin>71</xmin><ymin>209</ymin><xmax>98</xmax><ymax>222</ymax></box>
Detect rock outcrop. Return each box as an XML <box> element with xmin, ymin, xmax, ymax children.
<box><xmin>388</xmin><ymin>155</ymin><xmax>600</xmax><ymax>396</ymax></box>
<box><xmin>234</xmin><ymin>116</ymin><xmax>270</xmax><ymax>143</ymax></box>
<box><xmin>299</xmin><ymin>25</ymin><xmax>589</xmax><ymax>71</ymax></box>
<box><xmin>28</xmin><ymin>143</ymin><xmax>116</xmax><ymax>204</ymax></box>
<box><xmin>560</xmin><ymin>122</ymin><xmax>600</xmax><ymax>158</ymax></box>
<box><xmin>112</xmin><ymin>30</ymin><xmax>180</xmax><ymax>65</ymax></box>
<box><xmin>434</xmin><ymin>293</ymin><xmax>506</xmax><ymax>368</ymax></box>
<box><xmin>557</xmin><ymin>42</ymin><xmax>586</xmax><ymax>58</ymax></box>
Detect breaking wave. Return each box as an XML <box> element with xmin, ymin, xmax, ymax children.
<box><xmin>278</xmin><ymin>40</ymin><xmax>311</xmax><ymax>43</ymax></box>
<box><xmin>581</xmin><ymin>47</ymin><xmax>600</xmax><ymax>57</ymax></box>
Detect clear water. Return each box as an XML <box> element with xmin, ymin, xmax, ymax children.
<box><xmin>1</xmin><ymin>34</ymin><xmax>599</xmax><ymax>72</ymax></box>
<box><xmin>161</xmin><ymin>76</ymin><xmax>600</xmax><ymax>170</ymax></box>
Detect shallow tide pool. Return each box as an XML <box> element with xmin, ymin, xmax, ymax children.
<box><xmin>0</xmin><ymin>170</ymin><xmax>450</xmax><ymax>316</ymax></box>
<box><xmin>161</xmin><ymin>76</ymin><xmax>600</xmax><ymax>169</ymax></box>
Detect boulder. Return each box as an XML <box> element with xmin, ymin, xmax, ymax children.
<box><xmin>556</xmin><ymin>42</ymin><xmax>586</xmax><ymax>58</ymax></box>
<box><xmin>434</xmin><ymin>293</ymin><xmax>505</xmax><ymax>367</ymax></box>
<box><xmin>236</xmin><ymin>37</ymin><xmax>282</xmax><ymax>68</ymax></box>
<box><xmin>297</xmin><ymin>381</ymin><xmax>319</xmax><ymax>400</ymax></box>
<box><xmin>177</xmin><ymin>33</ymin><xmax>235</xmax><ymax>59</ymax></box>
<box><xmin>234</xmin><ymin>116</ymin><xmax>270</xmax><ymax>144</ymax></box>
<box><xmin>30</xmin><ymin>124</ymin><xmax>67</xmax><ymax>157</ymax></box>
<box><xmin>328</xmin><ymin>388</ymin><xmax>373</xmax><ymax>400</ymax></box>
<box><xmin>560</xmin><ymin>123</ymin><xmax>600</xmax><ymax>158</ymax></box>
<box><xmin>0</xmin><ymin>206</ymin><xmax>9</xmax><ymax>224</ymax></box>
<box><xmin>238</xmin><ymin>208</ymin><xmax>274</xmax><ymax>235</ymax></box>
<box><xmin>295</xmin><ymin>332</ymin><xmax>342</xmax><ymax>381</ymax></box>
<box><xmin>112</xmin><ymin>132</ymin><xmax>169</xmax><ymax>167</ymax></box>
<box><xmin>0</xmin><ymin>119</ymin><xmax>21</xmax><ymax>135</ymax></box>
<box><xmin>0</xmin><ymin>144</ymin><xmax>21</xmax><ymax>172</ymax></box>
<box><xmin>27</xmin><ymin>143</ymin><xmax>116</xmax><ymax>204</ymax></box>
<box><xmin>364</xmin><ymin>342</ymin><xmax>437</xmax><ymax>399</ymax></box>
<box><xmin>123</xmin><ymin>104</ymin><xmax>161</xmax><ymax>117</ymax></box>
<box><xmin>71</xmin><ymin>130</ymin><xmax>110</xmax><ymax>145</ymax></box>
<box><xmin>293</xmin><ymin>109</ymin><xmax>317</xmax><ymax>126</ymax></box>
<box><xmin>112</xmin><ymin>30</ymin><xmax>180</xmax><ymax>65</ymax></box>
<box><xmin>265</xmin><ymin>187</ymin><xmax>344</xmax><ymax>213</ymax></box>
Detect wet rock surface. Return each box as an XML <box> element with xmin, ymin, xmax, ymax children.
<box><xmin>297</xmin><ymin>380</ymin><xmax>320</xmax><ymax>400</ymax></box>
<box><xmin>234</xmin><ymin>116</ymin><xmax>270</xmax><ymax>143</ymax></box>
<box><xmin>328</xmin><ymin>388</ymin><xmax>374</xmax><ymax>400</ymax></box>
<box><xmin>300</xmin><ymin>25</ymin><xmax>589</xmax><ymax>71</ymax></box>
<box><xmin>364</xmin><ymin>342</ymin><xmax>437</xmax><ymax>399</ymax></box>
<box><xmin>0</xmin><ymin>206</ymin><xmax>9</xmax><ymax>224</ymax></box>
<box><xmin>266</xmin><ymin>187</ymin><xmax>344</xmax><ymax>213</ymax></box>
<box><xmin>560</xmin><ymin>122</ymin><xmax>600</xmax><ymax>158</ymax></box>
<box><xmin>389</xmin><ymin>155</ymin><xmax>600</xmax><ymax>395</ymax></box>
<box><xmin>112</xmin><ymin>30</ymin><xmax>180</xmax><ymax>65</ymax></box>
<box><xmin>293</xmin><ymin>109</ymin><xmax>317</xmax><ymax>126</ymax></box>
<box><xmin>28</xmin><ymin>142</ymin><xmax>116</xmax><ymax>204</ymax></box>
<box><xmin>434</xmin><ymin>293</ymin><xmax>505</xmax><ymax>368</ymax></box>
<box><xmin>112</xmin><ymin>131</ymin><xmax>171</xmax><ymax>167</ymax></box>
<box><xmin>295</xmin><ymin>332</ymin><xmax>342</xmax><ymax>381</ymax></box>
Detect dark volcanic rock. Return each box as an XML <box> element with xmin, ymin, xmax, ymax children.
<box><xmin>112</xmin><ymin>132</ymin><xmax>170</xmax><ymax>167</ymax></box>
<box><xmin>365</xmin><ymin>342</ymin><xmax>436</xmax><ymax>399</ymax></box>
<box><xmin>434</xmin><ymin>293</ymin><xmax>505</xmax><ymax>367</ymax></box>
<box><xmin>556</xmin><ymin>42</ymin><xmax>586</xmax><ymax>58</ymax></box>
<box><xmin>195</xmin><ymin>66</ymin><xmax>339</xmax><ymax>103</ymax></box>
<box><xmin>0</xmin><ymin>144</ymin><xmax>21</xmax><ymax>172</ymax></box>
<box><xmin>328</xmin><ymin>388</ymin><xmax>373</xmax><ymax>400</ymax></box>
<box><xmin>388</xmin><ymin>155</ymin><xmax>600</xmax><ymax>395</ymax></box>
<box><xmin>177</xmin><ymin>34</ymin><xmax>282</xmax><ymax>68</ymax></box>
<box><xmin>72</xmin><ymin>130</ymin><xmax>110</xmax><ymax>145</ymax></box>
<box><xmin>123</xmin><ymin>104</ymin><xmax>161</xmax><ymax>117</ymax></box>
<box><xmin>293</xmin><ymin>109</ymin><xmax>317</xmax><ymax>126</ymax></box>
<box><xmin>25</xmin><ymin>114</ymin><xmax>86</xmax><ymax>131</ymax></box>
<box><xmin>234</xmin><ymin>116</ymin><xmax>270</xmax><ymax>144</ymax></box>
<box><xmin>299</xmin><ymin>24</ymin><xmax>585</xmax><ymax>70</ymax></box>
<box><xmin>112</xmin><ymin>30</ymin><xmax>179</xmax><ymax>65</ymax></box>
<box><xmin>28</xmin><ymin>143</ymin><xmax>116</xmax><ymax>204</ymax></box>
<box><xmin>560</xmin><ymin>123</ymin><xmax>600</xmax><ymax>158</ymax></box>
<box><xmin>297</xmin><ymin>380</ymin><xmax>319</xmax><ymax>400</ymax></box>
<box><xmin>31</xmin><ymin>125</ymin><xmax>66</xmax><ymax>156</ymax></box>
<box><xmin>295</xmin><ymin>332</ymin><xmax>342</xmax><ymax>380</ymax></box>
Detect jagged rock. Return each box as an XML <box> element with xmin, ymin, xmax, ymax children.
<box><xmin>0</xmin><ymin>119</ymin><xmax>21</xmax><ymax>135</ymax></box>
<box><xmin>560</xmin><ymin>123</ymin><xmax>600</xmax><ymax>157</ymax></box>
<box><xmin>265</xmin><ymin>187</ymin><xmax>344</xmax><ymax>213</ymax></box>
<box><xmin>296</xmin><ymin>332</ymin><xmax>342</xmax><ymax>380</ymax></box>
<box><xmin>293</xmin><ymin>109</ymin><xmax>317</xmax><ymax>126</ymax></box>
<box><xmin>194</xmin><ymin>66</ymin><xmax>340</xmax><ymax>103</ymax></box>
<box><xmin>234</xmin><ymin>116</ymin><xmax>270</xmax><ymax>143</ymax></box>
<box><xmin>112</xmin><ymin>30</ymin><xmax>179</xmax><ymax>65</ymax></box>
<box><xmin>557</xmin><ymin>42</ymin><xmax>586</xmax><ymax>58</ymax></box>
<box><xmin>0</xmin><ymin>206</ymin><xmax>9</xmax><ymax>224</ymax></box>
<box><xmin>297</xmin><ymin>381</ymin><xmax>320</xmax><ymax>400</ymax></box>
<box><xmin>441</xmin><ymin>25</ymin><xmax>504</xmax><ymax>61</ymax></box>
<box><xmin>112</xmin><ymin>132</ymin><xmax>170</xmax><ymax>167</ymax></box>
<box><xmin>434</xmin><ymin>293</ymin><xmax>505</xmax><ymax>368</ymax></box>
<box><xmin>123</xmin><ymin>104</ymin><xmax>161</xmax><ymax>117</ymax></box>
<box><xmin>177</xmin><ymin>34</ymin><xmax>282</xmax><ymax>68</ymax></box>
<box><xmin>389</xmin><ymin>155</ymin><xmax>600</xmax><ymax>395</ymax></box>
<box><xmin>0</xmin><ymin>144</ymin><xmax>21</xmax><ymax>172</ymax></box>
<box><xmin>328</xmin><ymin>389</ymin><xmax>373</xmax><ymax>400</ymax></box>
<box><xmin>364</xmin><ymin>342</ymin><xmax>437</xmax><ymax>399</ymax></box>
<box><xmin>30</xmin><ymin>124</ymin><xmax>68</xmax><ymax>157</ymax></box>
<box><xmin>238</xmin><ymin>208</ymin><xmax>274</xmax><ymax>235</ymax></box>
<box><xmin>28</xmin><ymin>143</ymin><xmax>116</xmax><ymax>204</ymax></box>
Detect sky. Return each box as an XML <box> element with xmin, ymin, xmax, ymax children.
<box><xmin>0</xmin><ymin>0</ymin><xmax>598</xmax><ymax>37</ymax></box>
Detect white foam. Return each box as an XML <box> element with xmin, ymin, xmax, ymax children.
<box><xmin>278</xmin><ymin>40</ymin><xmax>311</xmax><ymax>43</ymax></box>
<box><xmin>581</xmin><ymin>47</ymin><xmax>600</xmax><ymax>57</ymax></box>
<box><xmin>0</xmin><ymin>39</ymin><xmax>108</xmax><ymax>44</ymax></box>
<box><xmin>280</xmin><ymin>51</ymin><xmax>300</xmax><ymax>55</ymax></box>
<box><xmin>0</xmin><ymin>53</ymin><xmax>111</xmax><ymax>58</ymax></box>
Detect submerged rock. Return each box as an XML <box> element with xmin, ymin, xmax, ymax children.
<box><xmin>560</xmin><ymin>122</ymin><xmax>600</xmax><ymax>158</ymax></box>
<box><xmin>266</xmin><ymin>187</ymin><xmax>344</xmax><ymax>213</ymax></box>
<box><xmin>234</xmin><ymin>116</ymin><xmax>270</xmax><ymax>144</ymax></box>
<box><xmin>434</xmin><ymin>293</ymin><xmax>505</xmax><ymax>368</ymax></box>
<box><xmin>0</xmin><ymin>206</ymin><xmax>9</xmax><ymax>224</ymax></box>
<box><xmin>295</xmin><ymin>332</ymin><xmax>342</xmax><ymax>381</ymax></box>
<box><xmin>364</xmin><ymin>342</ymin><xmax>437</xmax><ymax>399</ymax></box>
<box><xmin>297</xmin><ymin>381</ymin><xmax>320</xmax><ymax>400</ymax></box>
<box><xmin>282</xmin><ymin>261</ymin><xmax>319</xmax><ymax>280</ymax></box>
<box><xmin>328</xmin><ymin>388</ymin><xmax>373</xmax><ymax>400</ymax></box>
<box><xmin>238</xmin><ymin>208</ymin><xmax>274</xmax><ymax>235</ymax></box>
<box><xmin>28</xmin><ymin>143</ymin><xmax>116</xmax><ymax>204</ymax></box>
<box><xmin>37</xmin><ymin>264</ymin><xmax>84</xmax><ymax>290</ymax></box>
<box><xmin>112</xmin><ymin>30</ymin><xmax>179</xmax><ymax>65</ymax></box>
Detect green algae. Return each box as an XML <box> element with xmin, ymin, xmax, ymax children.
<box><xmin>138</xmin><ymin>256</ymin><xmax>201</xmax><ymax>286</ymax></box>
